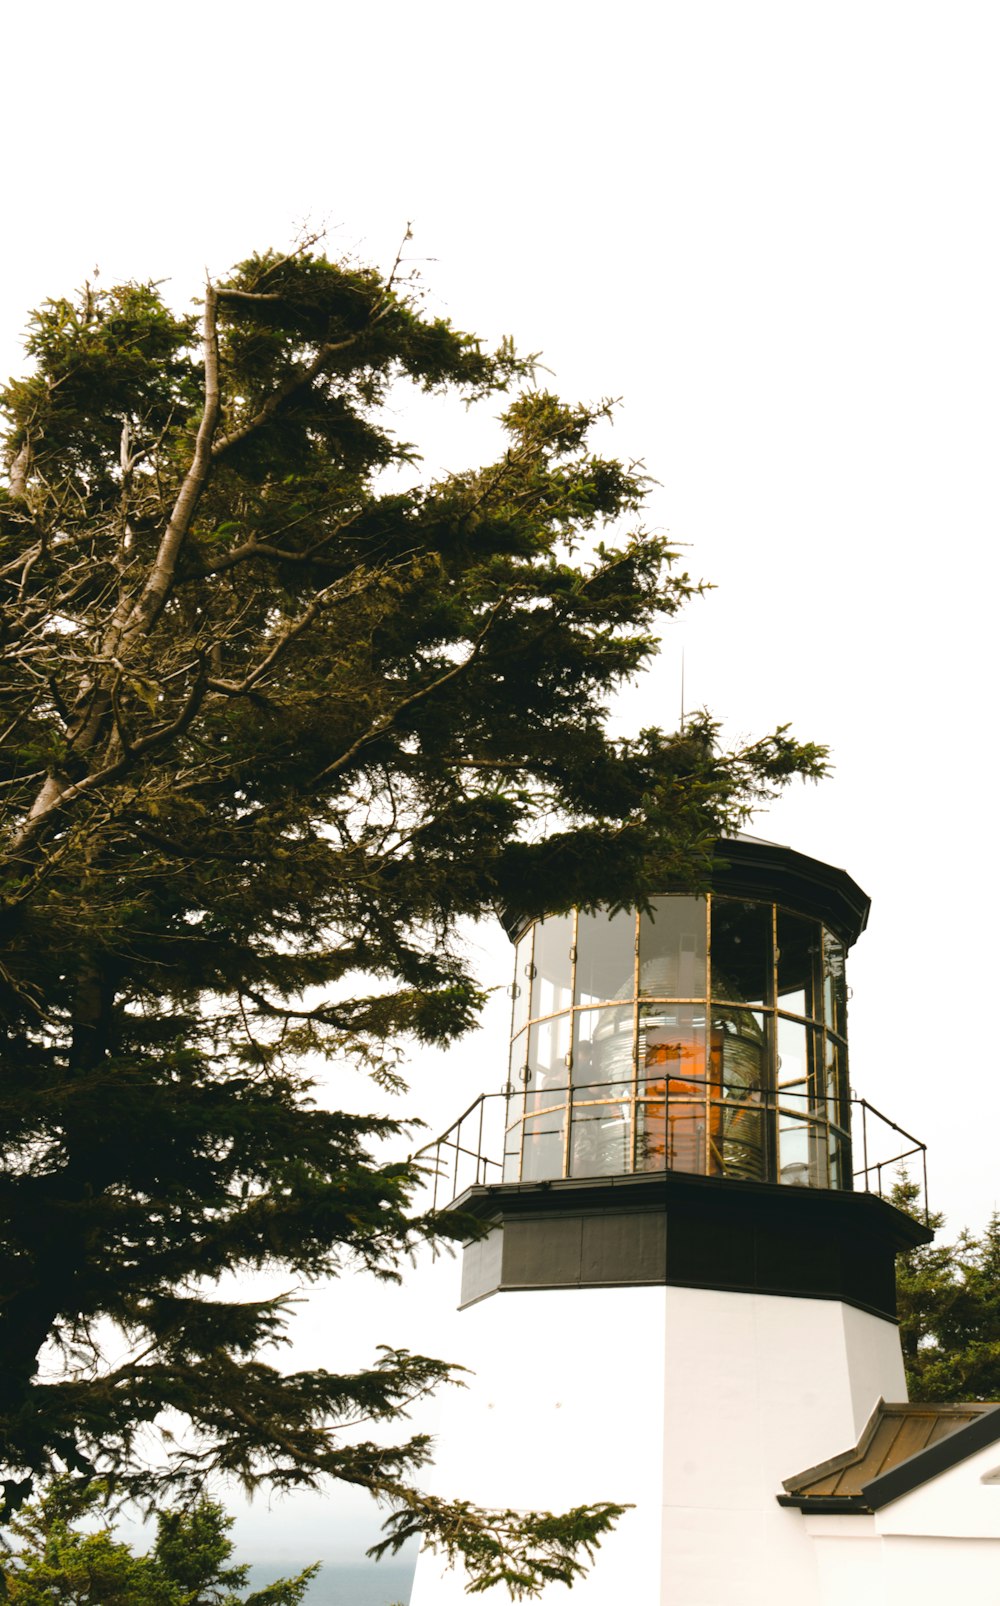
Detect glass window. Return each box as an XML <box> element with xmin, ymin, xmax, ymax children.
<box><xmin>776</xmin><ymin>910</ymin><xmax>820</xmax><ymax>1018</ymax></box>
<box><xmin>822</xmin><ymin>929</ymin><xmax>847</xmax><ymax>1036</ymax></box>
<box><xmin>521</xmin><ymin>1109</ymin><xmax>565</xmax><ymax>1181</ymax></box>
<box><xmin>776</xmin><ymin>1014</ymin><xmax>809</xmax><ymax>1083</ymax></box>
<box><xmin>571</xmin><ymin>1103</ymin><xmax>632</xmax><ymax>1178</ymax></box>
<box><xmin>718</xmin><ymin>1088</ymin><xmax>766</xmax><ymax>1182</ymax></box>
<box><xmin>573</xmin><ymin>1006</ymin><xmax>634</xmax><ymax>1094</ymax></box>
<box><xmin>638</xmin><ymin>1005</ymin><xmax>710</xmax><ymax>1175</ymax></box>
<box><xmin>576</xmin><ymin>908</ymin><xmax>636</xmax><ymax>1006</ymax></box>
<box><xmin>503</xmin><ymin>1073</ymin><xmax>523</xmax><ymax>1181</ymax></box>
<box><xmin>502</xmin><ymin>1128</ymin><xmax>522</xmax><ymax>1182</ymax></box>
<box><xmin>526</xmin><ymin>1014</ymin><xmax>570</xmax><ymax>1111</ymax></box>
<box><xmin>639</xmin><ymin>897</ymin><xmax>706</xmax><ymax>998</ymax></box>
<box><xmin>810</xmin><ymin>1132</ymin><xmax>831</xmax><ymax>1190</ymax></box>
<box><xmin>778</xmin><ymin>1113</ymin><xmax>812</xmax><ymax>1185</ymax></box>
<box><xmin>712</xmin><ymin>1007</ymin><xmax>766</xmax><ymax>1092</ymax></box>
<box><xmin>508</xmin><ymin>1030</ymin><xmax>528</xmax><ymax>1102</ymax></box>
<box><xmin>637</xmin><ymin>1080</ymin><xmax>708</xmax><ymax>1175</ymax></box>
<box><xmin>710</xmin><ymin>898</ymin><xmax>772</xmax><ymax>1007</ymax></box>
<box><xmin>511</xmin><ymin>927</ymin><xmax>533</xmax><ymax>1036</ymax></box>
<box><xmin>827</xmin><ymin>1129</ymin><xmax>843</xmax><ymax>1190</ymax></box>
<box><xmin>531</xmin><ymin>913</ymin><xmax>574</xmax><ymax>1020</ymax></box>
<box><xmin>639</xmin><ymin>1005</ymin><xmax>707</xmax><ymax>1088</ymax></box>
<box><xmin>711</xmin><ymin>1009</ymin><xmax>767</xmax><ymax>1183</ymax></box>
<box><xmin>824</xmin><ymin>1034</ymin><xmax>843</xmax><ymax>1119</ymax></box>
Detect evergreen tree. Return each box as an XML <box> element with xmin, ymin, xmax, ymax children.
<box><xmin>892</xmin><ymin>1178</ymin><xmax>1000</xmax><ymax>1401</ymax></box>
<box><xmin>0</xmin><ymin>241</ymin><xmax>826</xmax><ymax>1593</ymax></box>
<box><xmin>1</xmin><ymin>1481</ymin><xmax>316</xmax><ymax>1604</ymax></box>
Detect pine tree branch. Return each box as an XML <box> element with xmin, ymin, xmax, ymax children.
<box><xmin>310</xmin><ymin>594</ymin><xmax>512</xmax><ymax>786</ymax></box>
<box><xmin>7</xmin><ymin>660</ymin><xmax>209</xmax><ymax>858</ymax></box>
<box><xmin>208</xmin><ymin>334</ymin><xmax>363</xmax><ymax>464</ymax></box>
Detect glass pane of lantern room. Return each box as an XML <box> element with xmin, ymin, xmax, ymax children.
<box><xmin>526</xmin><ymin>1014</ymin><xmax>571</xmax><ymax>1110</ymax></box>
<box><xmin>822</xmin><ymin>929</ymin><xmax>847</xmax><ymax>1036</ymax></box>
<box><xmin>711</xmin><ymin>899</ymin><xmax>772</xmax><ymax>1007</ymax></box>
<box><xmin>521</xmin><ymin>1109</ymin><xmax>566</xmax><ymax>1181</ymax></box>
<box><xmin>778</xmin><ymin>1113</ymin><xmax>811</xmax><ymax>1186</ymax></box>
<box><xmin>503</xmin><ymin>1037</ymin><xmax>525</xmax><ymax>1181</ymax></box>
<box><xmin>639</xmin><ymin>897</ymin><xmax>706</xmax><ymax>998</ymax></box>
<box><xmin>639</xmin><ymin>1006</ymin><xmax>708</xmax><ymax>1087</ymax></box>
<box><xmin>576</xmin><ymin>908</ymin><xmax>636</xmax><ymax>1006</ymax></box>
<box><xmin>777</xmin><ymin>1016</ymin><xmax>810</xmax><ymax>1111</ymax></box>
<box><xmin>530</xmin><ymin>913</ymin><xmax>574</xmax><ymax>1020</ymax></box>
<box><xmin>503</xmin><ymin>1132</ymin><xmax>521</xmax><ymax>1182</ymax></box>
<box><xmin>571</xmin><ymin>1007</ymin><xmax>633</xmax><ymax>1176</ymax></box>
<box><xmin>573</xmin><ymin>1006</ymin><xmax>634</xmax><ymax>1096</ymax></box>
<box><xmin>571</xmin><ymin>1101</ymin><xmax>632</xmax><ymax>1177</ymax></box>
<box><xmin>511</xmin><ymin>928</ymin><xmax>533</xmax><ymax>1036</ymax></box>
<box><xmin>712</xmin><ymin>1008</ymin><xmax>766</xmax><ymax>1092</ymax></box>
<box><xmin>712</xmin><ymin>1009</ymin><xmax>767</xmax><ymax>1182</ymax></box>
<box><xmin>776</xmin><ymin>910</ymin><xmax>820</xmax><ymax>1019</ymax></box>
<box><xmin>637</xmin><ymin>1006</ymin><xmax>708</xmax><ymax>1174</ymax></box>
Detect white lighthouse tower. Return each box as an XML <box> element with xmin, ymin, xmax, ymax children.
<box><xmin>408</xmin><ymin>837</ymin><xmax>935</xmax><ymax>1605</ymax></box>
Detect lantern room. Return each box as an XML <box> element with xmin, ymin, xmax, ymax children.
<box><xmin>502</xmin><ymin>835</ymin><xmax>866</xmax><ymax>1193</ymax></box>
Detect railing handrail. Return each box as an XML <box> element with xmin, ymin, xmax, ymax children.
<box><xmin>415</xmin><ymin>1083</ymin><xmax>929</xmax><ymax>1223</ymax></box>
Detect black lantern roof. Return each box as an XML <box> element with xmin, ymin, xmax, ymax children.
<box><xmin>712</xmin><ymin>835</ymin><xmax>870</xmax><ymax>948</ymax></box>
<box><xmin>499</xmin><ymin>834</ymin><xmax>870</xmax><ymax>950</ymax></box>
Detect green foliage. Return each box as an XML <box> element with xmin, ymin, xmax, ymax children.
<box><xmin>0</xmin><ymin>239</ymin><xmax>827</xmax><ymax>1593</ymax></box>
<box><xmin>892</xmin><ymin>1176</ymin><xmax>1000</xmax><ymax>1401</ymax></box>
<box><xmin>371</xmin><ymin>1492</ymin><xmax>629</xmax><ymax>1600</ymax></box>
<box><xmin>0</xmin><ymin>1481</ymin><xmax>317</xmax><ymax>1604</ymax></box>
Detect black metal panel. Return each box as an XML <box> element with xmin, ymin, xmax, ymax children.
<box><xmin>663</xmin><ymin>1210</ymin><xmax>755</xmax><ymax>1291</ymax></box>
<box><xmin>503</xmin><ymin>1215</ymin><xmax>584</xmax><ymax>1286</ymax></box>
<box><xmin>581</xmin><ymin>1209</ymin><xmax>667</xmax><ymax>1284</ymax></box>
<box><xmin>455</xmin><ymin>1172</ymin><xmax>929</xmax><ymax>1317</ymax></box>
<box><xmin>460</xmin><ymin>1228</ymin><xmax>503</xmax><ymax>1307</ymax></box>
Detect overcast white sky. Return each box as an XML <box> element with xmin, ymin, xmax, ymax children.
<box><xmin>5</xmin><ymin>0</ymin><xmax>1000</xmax><ymax>1576</ymax></box>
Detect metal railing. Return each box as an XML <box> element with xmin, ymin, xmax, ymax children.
<box><xmin>415</xmin><ymin>1083</ymin><xmax>929</xmax><ymax>1224</ymax></box>
<box><xmin>851</xmin><ymin>1095</ymin><xmax>929</xmax><ymax>1222</ymax></box>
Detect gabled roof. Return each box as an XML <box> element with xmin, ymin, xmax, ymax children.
<box><xmin>779</xmin><ymin>1399</ymin><xmax>1000</xmax><ymax>1513</ymax></box>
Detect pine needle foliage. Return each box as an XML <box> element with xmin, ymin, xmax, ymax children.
<box><xmin>0</xmin><ymin>1480</ymin><xmax>317</xmax><ymax>1604</ymax></box>
<box><xmin>0</xmin><ymin>239</ymin><xmax>826</xmax><ymax>1592</ymax></box>
<box><xmin>892</xmin><ymin>1176</ymin><xmax>1000</xmax><ymax>1402</ymax></box>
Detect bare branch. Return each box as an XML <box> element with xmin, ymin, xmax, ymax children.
<box><xmin>7</xmin><ymin>440</ymin><xmax>30</xmax><ymax>501</ymax></box>
<box><xmin>112</xmin><ymin>283</ymin><xmax>223</xmax><ymax>650</ymax></box>
<box><xmin>214</xmin><ymin>289</ymin><xmax>286</xmax><ymax>305</ymax></box>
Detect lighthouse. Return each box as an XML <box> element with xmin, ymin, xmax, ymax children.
<box><xmin>408</xmin><ymin>836</ymin><xmax>936</xmax><ymax>1605</ymax></box>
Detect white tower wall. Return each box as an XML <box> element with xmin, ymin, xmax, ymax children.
<box><xmin>408</xmin><ymin>1282</ymin><xmax>906</xmax><ymax>1606</ymax></box>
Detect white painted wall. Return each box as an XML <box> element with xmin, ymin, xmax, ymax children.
<box><xmin>877</xmin><ymin>1436</ymin><xmax>1000</xmax><ymax>1541</ymax></box>
<box><xmin>408</xmin><ymin>1279</ymin><xmax>907</xmax><ymax>1604</ymax></box>
<box><xmin>409</xmin><ymin>1285</ymin><xmax>668</xmax><ymax>1606</ymax></box>
<box><xmin>797</xmin><ymin>1431</ymin><xmax>1000</xmax><ymax>1606</ymax></box>
<box><xmin>659</xmin><ymin>1288</ymin><xmax>905</xmax><ymax>1606</ymax></box>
